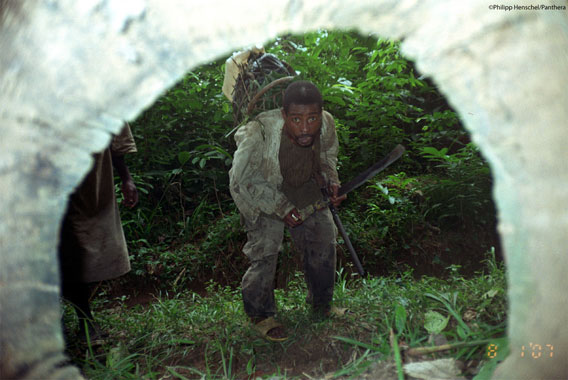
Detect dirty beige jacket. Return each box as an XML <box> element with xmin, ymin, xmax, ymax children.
<box><xmin>229</xmin><ymin>109</ymin><xmax>340</xmax><ymax>223</ymax></box>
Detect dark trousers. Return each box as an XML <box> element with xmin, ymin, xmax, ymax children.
<box><xmin>241</xmin><ymin>208</ymin><xmax>337</xmax><ymax>318</ymax></box>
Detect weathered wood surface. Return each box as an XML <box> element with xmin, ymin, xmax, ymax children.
<box><xmin>1</xmin><ymin>1</ymin><xmax>566</xmax><ymax>378</ymax></box>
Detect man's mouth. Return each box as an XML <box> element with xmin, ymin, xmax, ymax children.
<box><xmin>297</xmin><ymin>135</ymin><xmax>313</xmax><ymax>146</ymax></box>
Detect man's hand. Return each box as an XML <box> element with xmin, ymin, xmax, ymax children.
<box><xmin>121</xmin><ymin>178</ymin><xmax>138</xmax><ymax>208</ymax></box>
<box><xmin>283</xmin><ymin>208</ymin><xmax>303</xmax><ymax>228</ymax></box>
<box><xmin>328</xmin><ymin>183</ymin><xmax>347</xmax><ymax>207</ymax></box>
<box><xmin>112</xmin><ymin>154</ymin><xmax>138</xmax><ymax>208</ymax></box>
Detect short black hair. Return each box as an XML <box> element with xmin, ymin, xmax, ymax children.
<box><xmin>282</xmin><ymin>80</ymin><xmax>323</xmax><ymax>113</ymax></box>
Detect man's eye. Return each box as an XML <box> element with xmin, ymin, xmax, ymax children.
<box><xmin>308</xmin><ymin>117</ymin><xmax>316</xmax><ymax>122</ymax></box>
<box><xmin>293</xmin><ymin>117</ymin><xmax>300</xmax><ymax>123</ymax></box>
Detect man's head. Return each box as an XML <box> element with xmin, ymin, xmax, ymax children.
<box><xmin>281</xmin><ymin>81</ymin><xmax>323</xmax><ymax>147</ymax></box>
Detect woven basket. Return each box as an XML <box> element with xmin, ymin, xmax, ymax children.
<box><xmin>231</xmin><ymin>53</ymin><xmax>296</xmax><ymax>126</ymax></box>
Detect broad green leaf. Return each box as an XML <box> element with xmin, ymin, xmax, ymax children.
<box><xmin>325</xmin><ymin>95</ymin><xmax>346</xmax><ymax>106</ymax></box>
<box><xmin>424</xmin><ymin>311</ymin><xmax>450</xmax><ymax>334</ymax></box>
<box><xmin>178</xmin><ymin>151</ymin><xmax>191</xmax><ymax>166</ymax></box>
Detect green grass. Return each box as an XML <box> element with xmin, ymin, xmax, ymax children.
<box><xmin>63</xmin><ymin>249</ymin><xmax>507</xmax><ymax>379</ymax></box>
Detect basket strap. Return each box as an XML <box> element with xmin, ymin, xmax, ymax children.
<box><xmin>246</xmin><ymin>76</ymin><xmax>295</xmax><ymax>114</ymax></box>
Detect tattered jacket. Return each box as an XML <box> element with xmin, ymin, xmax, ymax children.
<box><xmin>229</xmin><ymin>109</ymin><xmax>340</xmax><ymax>223</ymax></box>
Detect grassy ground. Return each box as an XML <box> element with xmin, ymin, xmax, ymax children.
<box><xmin>63</xmin><ymin>250</ymin><xmax>506</xmax><ymax>379</ymax></box>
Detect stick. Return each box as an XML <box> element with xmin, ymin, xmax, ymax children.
<box><xmin>405</xmin><ymin>339</ymin><xmax>494</xmax><ymax>356</ymax></box>
<box><xmin>329</xmin><ymin>203</ymin><xmax>365</xmax><ymax>276</ymax></box>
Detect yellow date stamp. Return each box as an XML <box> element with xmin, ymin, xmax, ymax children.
<box><xmin>487</xmin><ymin>343</ymin><xmax>554</xmax><ymax>359</ymax></box>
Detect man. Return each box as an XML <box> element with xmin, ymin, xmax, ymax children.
<box><xmin>59</xmin><ymin>123</ymin><xmax>138</xmax><ymax>342</ymax></box>
<box><xmin>229</xmin><ymin>81</ymin><xmax>346</xmax><ymax>341</ymax></box>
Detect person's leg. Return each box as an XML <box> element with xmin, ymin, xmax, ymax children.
<box><xmin>62</xmin><ymin>280</ymin><xmax>92</xmax><ymax>320</ymax></box>
<box><xmin>60</xmin><ymin>280</ymin><xmax>103</xmax><ymax>340</ymax></box>
<box><xmin>289</xmin><ymin>208</ymin><xmax>337</xmax><ymax>314</ymax></box>
<box><xmin>241</xmin><ymin>214</ymin><xmax>285</xmax><ymax>320</ymax></box>
<box><xmin>59</xmin><ymin>213</ymin><xmax>102</xmax><ymax>341</ymax></box>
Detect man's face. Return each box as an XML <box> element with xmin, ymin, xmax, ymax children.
<box><xmin>281</xmin><ymin>103</ymin><xmax>322</xmax><ymax>147</ymax></box>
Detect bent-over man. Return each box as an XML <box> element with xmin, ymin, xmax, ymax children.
<box><xmin>229</xmin><ymin>81</ymin><xmax>346</xmax><ymax>341</ymax></box>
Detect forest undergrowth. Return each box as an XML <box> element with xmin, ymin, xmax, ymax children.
<box><xmin>63</xmin><ymin>249</ymin><xmax>506</xmax><ymax>379</ymax></box>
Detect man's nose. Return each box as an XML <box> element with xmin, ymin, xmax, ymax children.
<box><xmin>300</xmin><ymin>119</ymin><xmax>309</xmax><ymax>133</ymax></box>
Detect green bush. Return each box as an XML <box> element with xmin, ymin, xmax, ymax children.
<box><xmin>119</xmin><ymin>29</ymin><xmax>497</xmax><ymax>283</ymax></box>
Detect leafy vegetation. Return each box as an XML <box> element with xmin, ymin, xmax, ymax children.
<box><xmin>66</xmin><ymin>29</ymin><xmax>506</xmax><ymax>378</ymax></box>
<box><xmin>115</xmin><ymin>29</ymin><xmax>498</xmax><ymax>286</ymax></box>
<box><xmin>64</xmin><ymin>250</ymin><xmax>506</xmax><ymax>379</ymax></box>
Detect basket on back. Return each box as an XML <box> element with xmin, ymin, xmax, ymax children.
<box><xmin>223</xmin><ymin>49</ymin><xmax>296</xmax><ymax>127</ymax></box>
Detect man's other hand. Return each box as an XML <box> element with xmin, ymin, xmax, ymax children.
<box><xmin>284</xmin><ymin>208</ymin><xmax>303</xmax><ymax>228</ymax></box>
<box><xmin>328</xmin><ymin>183</ymin><xmax>347</xmax><ymax>207</ymax></box>
<box><xmin>121</xmin><ymin>179</ymin><xmax>138</xmax><ymax>208</ymax></box>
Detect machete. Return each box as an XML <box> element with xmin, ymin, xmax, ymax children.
<box><xmin>328</xmin><ymin>144</ymin><xmax>405</xmax><ymax>276</ymax></box>
<box><xmin>338</xmin><ymin>144</ymin><xmax>406</xmax><ymax>198</ymax></box>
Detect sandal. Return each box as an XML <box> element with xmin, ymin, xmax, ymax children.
<box><xmin>328</xmin><ymin>306</ymin><xmax>349</xmax><ymax>317</ymax></box>
<box><xmin>252</xmin><ymin>317</ymin><xmax>288</xmax><ymax>342</ymax></box>
<box><xmin>313</xmin><ymin>304</ymin><xmax>350</xmax><ymax>318</ymax></box>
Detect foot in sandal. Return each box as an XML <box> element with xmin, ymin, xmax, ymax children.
<box><xmin>312</xmin><ymin>304</ymin><xmax>350</xmax><ymax>319</ymax></box>
<box><xmin>251</xmin><ymin>316</ymin><xmax>288</xmax><ymax>342</ymax></box>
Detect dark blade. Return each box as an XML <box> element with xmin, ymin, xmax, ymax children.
<box><xmin>338</xmin><ymin>144</ymin><xmax>405</xmax><ymax>197</ymax></box>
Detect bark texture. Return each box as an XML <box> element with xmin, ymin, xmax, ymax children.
<box><xmin>1</xmin><ymin>1</ymin><xmax>566</xmax><ymax>379</ymax></box>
